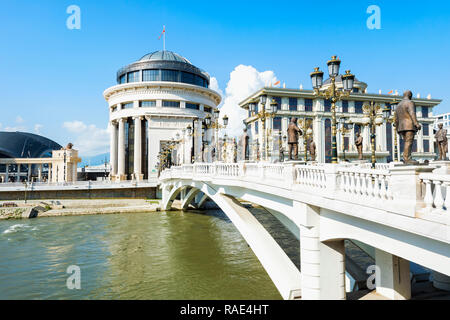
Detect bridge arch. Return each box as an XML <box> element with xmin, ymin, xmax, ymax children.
<box><xmin>161</xmin><ymin>179</ymin><xmax>302</xmax><ymax>300</ymax></box>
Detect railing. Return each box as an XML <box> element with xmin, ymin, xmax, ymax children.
<box><xmin>295</xmin><ymin>165</ymin><xmax>327</xmax><ymax>189</ymax></box>
<box><xmin>216</xmin><ymin>163</ymin><xmax>240</xmax><ymax>177</ymax></box>
<box><xmin>337</xmin><ymin>167</ymin><xmax>393</xmax><ymax>202</ymax></box>
<box><xmin>0</xmin><ymin>179</ymin><xmax>158</xmax><ymax>190</ymax></box>
<box><xmin>359</xmin><ymin>163</ymin><xmax>391</xmax><ymax>170</ymax></box>
<box><xmin>419</xmin><ymin>173</ymin><xmax>450</xmax><ymax>215</ymax></box>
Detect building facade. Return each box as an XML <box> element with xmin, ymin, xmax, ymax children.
<box><xmin>104</xmin><ymin>50</ymin><xmax>221</xmax><ymax>181</ymax></box>
<box><xmin>240</xmin><ymin>76</ymin><xmax>442</xmax><ymax>163</ymax></box>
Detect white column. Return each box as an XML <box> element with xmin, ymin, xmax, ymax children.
<box><xmin>27</xmin><ymin>164</ymin><xmax>32</xmax><ymax>182</ymax></box>
<box><xmin>145</xmin><ymin>116</ymin><xmax>152</xmax><ymax>177</ymax></box>
<box><xmin>117</xmin><ymin>118</ymin><xmax>126</xmax><ymax>179</ymax></box>
<box><xmin>299</xmin><ymin>203</ymin><xmax>346</xmax><ymax>300</ymax></box>
<box><xmin>38</xmin><ymin>164</ymin><xmax>42</xmax><ymax>182</ymax></box>
<box><xmin>17</xmin><ymin>164</ymin><xmax>21</xmax><ymax>182</ymax></box>
<box><xmin>375</xmin><ymin>248</ymin><xmax>411</xmax><ymax>300</ymax></box>
<box><xmin>48</xmin><ymin>164</ymin><xmax>52</xmax><ymax>183</ymax></box>
<box><xmin>134</xmin><ymin>116</ymin><xmax>143</xmax><ymax>180</ymax></box>
<box><xmin>5</xmin><ymin>164</ymin><xmax>9</xmax><ymax>183</ymax></box>
<box><xmin>110</xmin><ymin>121</ymin><xmax>118</xmax><ymax>177</ymax></box>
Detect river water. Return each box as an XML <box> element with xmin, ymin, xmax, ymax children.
<box><xmin>0</xmin><ymin>210</ymin><xmax>281</xmax><ymax>300</ymax></box>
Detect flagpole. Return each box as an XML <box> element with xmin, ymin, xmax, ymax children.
<box><xmin>163</xmin><ymin>25</ymin><xmax>166</xmax><ymax>51</ymax></box>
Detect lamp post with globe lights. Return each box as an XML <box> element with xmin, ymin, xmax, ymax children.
<box><xmin>310</xmin><ymin>56</ymin><xmax>355</xmax><ymax>164</ymax></box>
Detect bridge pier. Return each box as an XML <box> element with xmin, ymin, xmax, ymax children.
<box><xmin>375</xmin><ymin>248</ymin><xmax>411</xmax><ymax>300</ymax></box>
<box><xmin>299</xmin><ymin>204</ymin><xmax>346</xmax><ymax>300</ymax></box>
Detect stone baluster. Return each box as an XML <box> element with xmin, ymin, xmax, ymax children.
<box><xmin>360</xmin><ymin>173</ymin><xmax>367</xmax><ymax>196</ymax></box>
<box><xmin>423</xmin><ymin>179</ymin><xmax>434</xmax><ymax>212</ymax></box>
<box><xmin>444</xmin><ymin>182</ymin><xmax>450</xmax><ymax>213</ymax></box>
<box><xmin>364</xmin><ymin>174</ymin><xmax>370</xmax><ymax>197</ymax></box>
<box><xmin>433</xmin><ymin>180</ymin><xmax>444</xmax><ymax>211</ymax></box>
<box><xmin>373</xmin><ymin>175</ymin><xmax>380</xmax><ymax>199</ymax></box>
<box><xmin>380</xmin><ymin>175</ymin><xmax>387</xmax><ymax>199</ymax></box>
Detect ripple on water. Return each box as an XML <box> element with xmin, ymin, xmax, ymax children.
<box><xmin>0</xmin><ymin>211</ymin><xmax>282</xmax><ymax>300</ymax></box>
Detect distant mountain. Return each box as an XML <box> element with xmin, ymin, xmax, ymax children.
<box><xmin>78</xmin><ymin>153</ymin><xmax>109</xmax><ymax>167</ymax></box>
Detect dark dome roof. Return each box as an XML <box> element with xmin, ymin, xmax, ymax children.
<box><xmin>138</xmin><ymin>50</ymin><xmax>193</xmax><ymax>65</ymax></box>
<box><xmin>0</xmin><ymin>131</ymin><xmax>62</xmax><ymax>158</ymax></box>
<box><xmin>116</xmin><ymin>50</ymin><xmax>210</xmax><ymax>85</ymax></box>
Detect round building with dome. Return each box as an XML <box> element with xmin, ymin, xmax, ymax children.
<box><xmin>104</xmin><ymin>50</ymin><xmax>221</xmax><ymax>181</ymax></box>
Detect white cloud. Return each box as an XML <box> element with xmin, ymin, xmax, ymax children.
<box><xmin>209</xmin><ymin>77</ymin><xmax>224</xmax><ymax>99</ymax></box>
<box><xmin>34</xmin><ymin>124</ymin><xmax>43</xmax><ymax>135</ymax></box>
<box><xmin>16</xmin><ymin>116</ymin><xmax>25</xmax><ymax>124</ymax></box>
<box><xmin>62</xmin><ymin>121</ymin><xmax>109</xmax><ymax>157</ymax></box>
<box><xmin>217</xmin><ymin>65</ymin><xmax>277</xmax><ymax>137</ymax></box>
<box><xmin>3</xmin><ymin>126</ymin><xmax>26</xmax><ymax>132</ymax></box>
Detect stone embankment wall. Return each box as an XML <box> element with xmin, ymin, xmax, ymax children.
<box><xmin>0</xmin><ymin>187</ymin><xmax>156</xmax><ymax>201</ymax></box>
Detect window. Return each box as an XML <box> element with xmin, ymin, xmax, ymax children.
<box><xmin>204</xmin><ymin>106</ymin><xmax>212</xmax><ymax>113</ymax></box>
<box><xmin>423</xmin><ymin>140</ymin><xmax>430</xmax><ymax>152</ymax></box>
<box><xmin>273</xmin><ymin>117</ymin><xmax>282</xmax><ymax>130</ymax></box>
<box><xmin>255</xmin><ymin>121</ymin><xmax>259</xmax><ymax>134</ymax></box>
<box><xmin>181</xmin><ymin>72</ymin><xmax>195</xmax><ymax>85</ymax></box>
<box><xmin>386</xmin><ymin>122</ymin><xmax>393</xmax><ymax>162</ymax></box>
<box><xmin>289</xmin><ymin>97</ymin><xmax>297</xmax><ymax>111</ymax></box>
<box><xmin>195</xmin><ymin>75</ymin><xmax>205</xmax><ymax>87</ymax></box>
<box><xmin>344</xmin><ymin>137</ymin><xmax>349</xmax><ymax>151</ymax></box>
<box><xmin>422</xmin><ymin>106</ymin><xmax>429</xmax><ymax>118</ymax></box>
<box><xmin>161</xmin><ymin>69</ymin><xmax>179</xmax><ymax>82</ymax></box>
<box><xmin>352</xmin><ymin>88</ymin><xmax>359</xmax><ymax>93</ymax></box>
<box><xmin>325</xmin><ymin>119</ymin><xmax>332</xmax><ymax>163</ymax></box>
<box><xmin>412</xmin><ymin>140</ymin><xmax>417</xmax><ymax>153</ymax></box>
<box><xmin>305</xmin><ymin>99</ymin><xmax>313</xmax><ymax>112</ymax></box>
<box><xmin>273</xmin><ymin>97</ymin><xmax>282</xmax><ymax>111</ymax></box>
<box><xmin>423</xmin><ymin>123</ymin><xmax>429</xmax><ymax>136</ymax></box>
<box><xmin>163</xmin><ymin>101</ymin><xmax>180</xmax><ymax>108</ymax></box>
<box><xmin>122</xmin><ymin>102</ymin><xmax>134</xmax><ymax>109</ymax></box>
<box><xmin>324</xmin><ymin>99</ymin><xmax>332</xmax><ymax>112</ymax></box>
<box><xmin>140</xmin><ymin>101</ymin><xmax>156</xmax><ymax>108</ymax></box>
<box><xmin>119</xmin><ymin>75</ymin><xmax>126</xmax><ymax>84</ymax></box>
<box><xmin>143</xmin><ymin>70</ymin><xmax>160</xmax><ymax>81</ymax></box>
<box><xmin>355</xmin><ymin>101</ymin><xmax>363</xmax><ymax>114</ymax></box>
<box><xmin>186</xmin><ymin>103</ymin><xmax>199</xmax><ymax>110</ymax></box>
<box><xmin>127</xmin><ymin>71</ymin><xmax>139</xmax><ymax>83</ymax></box>
<box><xmin>111</xmin><ymin>105</ymin><xmax>117</xmax><ymax>112</ymax></box>
<box><xmin>342</xmin><ymin>100</ymin><xmax>349</xmax><ymax>113</ymax></box>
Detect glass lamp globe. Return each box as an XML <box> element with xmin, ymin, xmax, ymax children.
<box><xmin>327</xmin><ymin>55</ymin><xmax>341</xmax><ymax>78</ymax></box>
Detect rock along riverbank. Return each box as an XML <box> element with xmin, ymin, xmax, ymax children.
<box><xmin>0</xmin><ymin>199</ymin><xmax>161</xmax><ymax>220</ymax></box>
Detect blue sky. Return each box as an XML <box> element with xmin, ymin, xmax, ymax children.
<box><xmin>0</xmin><ymin>0</ymin><xmax>449</xmax><ymax>156</ymax></box>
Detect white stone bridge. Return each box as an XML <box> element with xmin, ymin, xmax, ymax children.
<box><xmin>159</xmin><ymin>162</ymin><xmax>450</xmax><ymax>300</ymax></box>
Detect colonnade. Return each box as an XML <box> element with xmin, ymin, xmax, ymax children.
<box><xmin>110</xmin><ymin>116</ymin><xmax>146</xmax><ymax>181</ymax></box>
<box><xmin>1</xmin><ymin>163</ymin><xmax>52</xmax><ymax>183</ymax></box>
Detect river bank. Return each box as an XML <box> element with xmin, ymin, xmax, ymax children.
<box><xmin>0</xmin><ymin>199</ymin><xmax>162</xmax><ymax>220</ymax></box>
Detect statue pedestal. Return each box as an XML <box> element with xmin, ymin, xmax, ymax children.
<box><xmin>285</xmin><ymin>160</ymin><xmax>306</xmax><ymax>165</ymax></box>
<box><xmin>351</xmin><ymin>160</ymin><xmax>369</xmax><ymax>164</ymax></box>
<box><xmin>431</xmin><ymin>160</ymin><xmax>450</xmax><ymax>174</ymax></box>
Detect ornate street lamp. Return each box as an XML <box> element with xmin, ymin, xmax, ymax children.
<box><xmin>362</xmin><ymin>101</ymin><xmax>384</xmax><ymax>168</ymax></box>
<box><xmin>310</xmin><ymin>56</ymin><xmax>355</xmax><ymax>164</ymax></box>
<box><xmin>246</xmin><ymin>95</ymin><xmax>277</xmax><ymax>161</ymax></box>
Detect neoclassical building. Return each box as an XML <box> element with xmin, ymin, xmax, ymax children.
<box><xmin>104</xmin><ymin>50</ymin><xmax>221</xmax><ymax>180</ymax></box>
<box><xmin>240</xmin><ymin>74</ymin><xmax>442</xmax><ymax>163</ymax></box>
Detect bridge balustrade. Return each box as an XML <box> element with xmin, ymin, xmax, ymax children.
<box><xmin>337</xmin><ymin>167</ymin><xmax>393</xmax><ymax>201</ymax></box>
<box><xmin>420</xmin><ymin>173</ymin><xmax>450</xmax><ymax>215</ymax></box>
